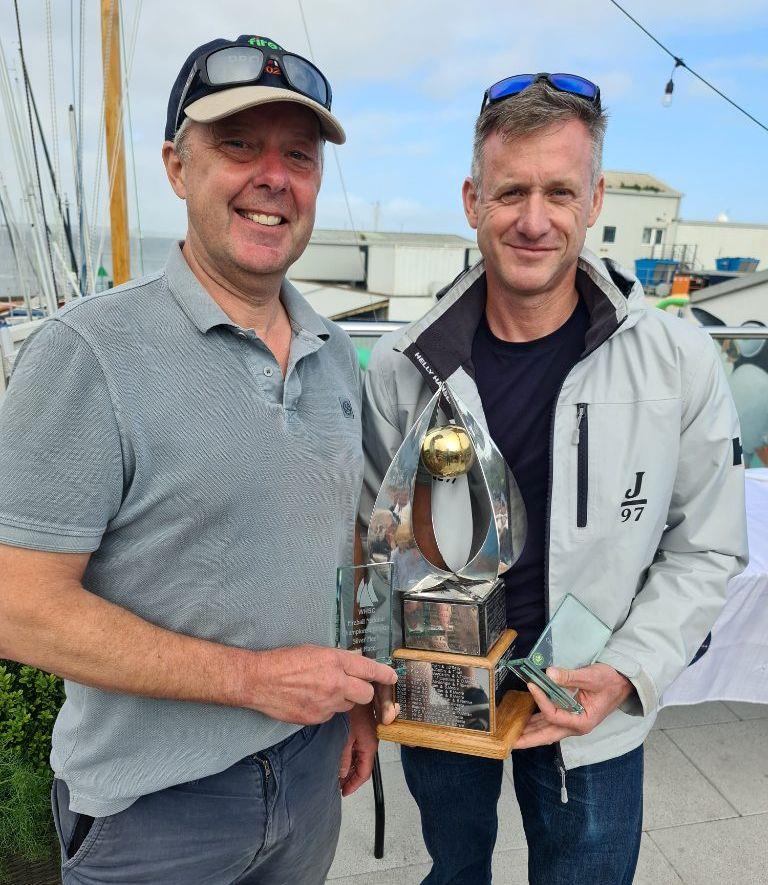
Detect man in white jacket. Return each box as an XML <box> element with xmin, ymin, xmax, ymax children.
<box><xmin>361</xmin><ymin>74</ymin><xmax>747</xmax><ymax>885</ymax></box>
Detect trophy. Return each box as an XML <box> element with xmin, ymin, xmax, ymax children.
<box><xmin>336</xmin><ymin>384</ymin><xmax>618</xmax><ymax>757</ymax></box>
<box><xmin>338</xmin><ymin>383</ymin><xmax>535</xmax><ymax>758</ymax></box>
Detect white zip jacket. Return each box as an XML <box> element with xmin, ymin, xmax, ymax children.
<box><xmin>360</xmin><ymin>248</ymin><xmax>748</xmax><ymax>769</ymax></box>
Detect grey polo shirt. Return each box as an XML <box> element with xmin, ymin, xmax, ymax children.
<box><xmin>0</xmin><ymin>244</ymin><xmax>363</xmax><ymax>816</ymax></box>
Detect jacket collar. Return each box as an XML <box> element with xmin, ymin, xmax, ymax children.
<box><xmin>394</xmin><ymin>247</ymin><xmax>643</xmax><ymax>393</ymax></box>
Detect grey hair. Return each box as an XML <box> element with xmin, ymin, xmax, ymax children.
<box><xmin>172</xmin><ymin>117</ymin><xmax>193</xmax><ymax>162</ymax></box>
<box><xmin>171</xmin><ymin>114</ymin><xmax>326</xmax><ymax>175</ymax></box>
<box><xmin>471</xmin><ymin>80</ymin><xmax>607</xmax><ymax>195</ymax></box>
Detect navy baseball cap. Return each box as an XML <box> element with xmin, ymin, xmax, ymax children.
<box><xmin>165</xmin><ymin>35</ymin><xmax>345</xmax><ymax>144</ymax></box>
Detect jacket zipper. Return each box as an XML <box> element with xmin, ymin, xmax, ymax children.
<box><xmin>573</xmin><ymin>403</ymin><xmax>589</xmax><ymax>528</ymax></box>
<box><xmin>555</xmin><ymin>756</ymin><xmax>569</xmax><ymax>804</ymax></box>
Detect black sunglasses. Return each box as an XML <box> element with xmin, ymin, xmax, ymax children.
<box><xmin>174</xmin><ymin>45</ymin><xmax>333</xmax><ymax>136</ymax></box>
<box><xmin>481</xmin><ymin>73</ymin><xmax>601</xmax><ymax>114</ymax></box>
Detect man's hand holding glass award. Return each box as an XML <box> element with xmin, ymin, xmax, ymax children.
<box><xmin>338</xmin><ymin>384</ymin><xmax>613</xmax><ymax>758</ymax></box>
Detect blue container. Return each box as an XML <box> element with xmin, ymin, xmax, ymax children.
<box><xmin>715</xmin><ymin>257</ymin><xmax>759</xmax><ymax>273</ymax></box>
<box><xmin>634</xmin><ymin>259</ymin><xmax>679</xmax><ymax>288</ymax></box>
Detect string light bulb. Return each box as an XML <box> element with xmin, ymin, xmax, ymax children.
<box><xmin>662</xmin><ymin>58</ymin><xmax>684</xmax><ymax>108</ymax></box>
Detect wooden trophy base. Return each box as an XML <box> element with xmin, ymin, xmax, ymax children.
<box><xmin>377</xmin><ymin>628</ymin><xmax>535</xmax><ymax>759</ymax></box>
<box><xmin>377</xmin><ymin>689</ymin><xmax>534</xmax><ymax>759</ymax></box>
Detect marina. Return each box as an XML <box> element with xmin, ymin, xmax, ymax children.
<box><xmin>1</xmin><ymin>2</ymin><xmax>767</xmax><ymax>882</ymax></box>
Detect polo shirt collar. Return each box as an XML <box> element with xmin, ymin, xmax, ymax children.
<box><xmin>280</xmin><ymin>278</ymin><xmax>330</xmax><ymax>341</ymax></box>
<box><xmin>165</xmin><ymin>242</ymin><xmax>330</xmax><ymax>341</ymax></box>
<box><xmin>165</xmin><ymin>243</ymin><xmax>231</xmax><ymax>333</ymax></box>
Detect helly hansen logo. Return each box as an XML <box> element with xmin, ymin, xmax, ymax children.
<box><xmin>339</xmin><ymin>397</ymin><xmax>355</xmax><ymax>419</ymax></box>
<box><xmin>621</xmin><ymin>472</ymin><xmax>646</xmax><ymax>523</ymax></box>
<box><xmin>733</xmin><ymin>437</ymin><xmax>743</xmax><ymax>466</ymax></box>
<box><xmin>413</xmin><ymin>351</ymin><xmax>444</xmax><ymax>389</ymax></box>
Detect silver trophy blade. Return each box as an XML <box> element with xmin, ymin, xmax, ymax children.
<box><xmin>368</xmin><ymin>383</ymin><xmax>513</xmax><ymax>593</ymax></box>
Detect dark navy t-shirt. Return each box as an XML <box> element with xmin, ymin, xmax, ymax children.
<box><xmin>471</xmin><ymin>297</ymin><xmax>589</xmax><ymax>657</ymax></box>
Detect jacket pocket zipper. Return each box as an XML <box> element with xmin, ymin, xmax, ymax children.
<box><xmin>572</xmin><ymin>403</ymin><xmax>589</xmax><ymax>528</ymax></box>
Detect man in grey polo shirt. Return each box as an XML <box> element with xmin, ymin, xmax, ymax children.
<box><xmin>0</xmin><ymin>34</ymin><xmax>396</xmax><ymax>883</ymax></box>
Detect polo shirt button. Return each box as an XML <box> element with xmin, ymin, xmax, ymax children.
<box><xmin>263</xmin><ymin>366</ymin><xmax>274</xmax><ymax>377</ymax></box>
<box><xmin>236</xmin><ymin>331</ymin><xmax>247</xmax><ymax>340</ymax></box>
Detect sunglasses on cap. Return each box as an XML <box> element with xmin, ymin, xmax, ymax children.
<box><xmin>481</xmin><ymin>73</ymin><xmax>601</xmax><ymax>114</ymax></box>
<box><xmin>173</xmin><ymin>44</ymin><xmax>333</xmax><ymax>136</ymax></box>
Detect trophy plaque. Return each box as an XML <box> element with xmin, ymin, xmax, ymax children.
<box><xmin>358</xmin><ymin>383</ymin><xmax>535</xmax><ymax>758</ymax></box>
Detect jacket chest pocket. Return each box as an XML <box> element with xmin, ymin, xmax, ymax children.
<box><xmin>573</xmin><ymin>403</ymin><xmax>589</xmax><ymax>527</ymax></box>
<box><xmin>565</xmin><ymin>399</ymin><xmax>680</xmax><ymax>538</ymax></box>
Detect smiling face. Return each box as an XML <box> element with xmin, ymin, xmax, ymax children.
<box><xmin>462</xmin><ymin>118</ymin><xmax>603</xmax><ymax>302</ymax></box>
<box><xmin>164</xmin><ymin>102</ymin><xmax>323</xmax><ymax>288</ymax></box>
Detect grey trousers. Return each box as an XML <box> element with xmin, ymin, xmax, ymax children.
<box><xmin>51</xmin><ymin>714</ymin><xmax>348</xmax><ymax>884</ymax></box>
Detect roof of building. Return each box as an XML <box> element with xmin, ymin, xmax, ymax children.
<box><xmin>603</xmin><ymin>171</ymin><xmax>681</xmax><ymax>197</ymax></box>
<box><xmin>308</xmin><ymin>229</ymin><xmax>476</xmax><ymax>248</ymax></box>
<box><xmin>691</xmin><ymin>268</ymin><xmax>768</xmax><ymax>303</ymax></box>
<box><xmin>289</xmin><ymin>279</ymin><xmax>389</xmax><ymax>320</ymax></box>
<box><xmin>675</xmin><ymin>218</ymin><xmax>768</xmax><ymax>231</ymax></box>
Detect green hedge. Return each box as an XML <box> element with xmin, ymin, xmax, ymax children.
<box><xmin>0</xmin><ymin>661</ymin><xmax>64</xmax><ymax>867</ymax></box>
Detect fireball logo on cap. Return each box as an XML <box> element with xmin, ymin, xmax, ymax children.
<box><xmin>265</xmin><ymin>60</ymin><xmax>282</xmax><ymax>76</ymax></box>
<box><xmin>248</xmin><ymin>37</ymin><xmax>284</xmax><ymax>50</ymax></box>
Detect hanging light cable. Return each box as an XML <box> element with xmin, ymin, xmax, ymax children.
<box><xmin>662</xmin><ymin>58</ymin><xmax>683</xmax><ymax>108</ymax></box>
<box><xmin>607</xmin><ymin>0</ymin><xmax>768</xmax><ymax>134</ymax></box>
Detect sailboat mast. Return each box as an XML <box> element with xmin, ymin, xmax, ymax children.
<box><xmin>100</xmin><ymin>0</ymin><xmax>130</xmax><ymax>285</ymax></box>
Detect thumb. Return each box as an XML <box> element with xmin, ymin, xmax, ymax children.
<box><xmin>546</xmin><ymin>666</ymin><xmax>595</xmax><ymax>689</ymax></box>
<box><xmin>338</xmin><ymin>732</ymin><xmax>354</xmax><ymax>779</ymax></box>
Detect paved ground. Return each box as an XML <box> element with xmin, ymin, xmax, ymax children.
<box><xmin>328</xmin><ymin>701</ymin><xmax>768</xmax><ymax>884</ymax></box>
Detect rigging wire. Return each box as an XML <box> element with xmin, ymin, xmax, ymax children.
<box><xmin>44</xmin><ymin>0</ymin><xmax>61</xmax><ymax>190</ymax></box>
<box><xmin>69</xmin><ymin>0</ymin><xmax>91</xmax><ymax>292</ymax></box>
<box><xmin>43</xmin><ymin>0</ymin><xmax>65</xmax><ymax>283</ymax></box>
<box><xmin>25</xmin><ymin>81</ymin><xmax>79</xmax><ymax>276</ymax></box>
<box><xmin>12</xmin><ymin>0</ymin><xmax>59</xmax><ymax>306</ymax></box>
<box><xmin>296</xmin><ymin>0</ymin><xmax>375</xmax><ymax>313</ymax></box>
<box><xmin>607</xmin><ymin>0</ymin><xmax>768</xmax><ymax>134</ymax></box>
<box><xmin>121</xmin><ymin>0</ymin><xmax>145</xmax><ymax>275</ymax></box>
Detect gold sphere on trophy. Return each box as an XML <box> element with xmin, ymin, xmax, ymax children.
<box><xmin>420</xmin><ymin>426</ymin><xmax>475</xmax><ymax>478</ymax></box>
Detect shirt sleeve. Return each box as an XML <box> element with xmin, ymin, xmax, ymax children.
<box><xmin>0</xmin><ymin>319</ymin><xmax>124</xmax><ymax>552</ymax></box>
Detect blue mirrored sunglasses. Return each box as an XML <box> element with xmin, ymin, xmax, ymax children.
<box><xmin>481</xmin><ymin>73</ymin><xmax>601</xmax><ymax>113</ymax></box>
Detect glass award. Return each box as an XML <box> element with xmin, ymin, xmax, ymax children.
<box><xmin>336</xmin><ymin>562</ymin><xmax>395</xmax><ymax>663</ymax></box>
<box><xmin>507</xmin><ymin>594</ymin><xmax>612</xmax><ymax>714</ymax></box>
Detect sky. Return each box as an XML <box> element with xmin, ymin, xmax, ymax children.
<box><xmin>1</xmin><ymin>0</ymin><xmax>767</xmax><ymax>243</ymax></box>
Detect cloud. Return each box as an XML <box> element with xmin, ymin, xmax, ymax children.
<box><xmin>701</xmin><ymin>53</ymin><xmax>768</xmax><ymax>71</ymax></box>
<box><xmin>1</xmin><ymin>0</ymin><xmax>765</xmax><ymax>240</ymax></box>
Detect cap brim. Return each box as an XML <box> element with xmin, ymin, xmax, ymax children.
<box><xmin>184</xmin><ymin>85</ymin><xmax>345</xmax><ymax>144</ymax></box>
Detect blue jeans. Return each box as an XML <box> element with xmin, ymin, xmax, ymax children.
<box><xmin>51</xmin><ymin>714</ymin><xmax>348</xmax><ymax>884</ymax></box>
<box><xmin>401</xmin><ymin>743</ymin><xmax>643</xmax><ymax>885</ymax></box>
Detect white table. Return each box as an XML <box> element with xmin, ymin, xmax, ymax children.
<box><xmin>661</xmin><ymin>469</ymin><xmax>768</xmax><ymax>707</ymax></box>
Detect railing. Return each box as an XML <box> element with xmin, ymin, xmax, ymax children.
<box><xmin>342</xmin><ymin>322</ymin><xmax>768</xmax><ymax>470</ymax></box>
<box><xmin>3</xmin><ymin>320</ymin><xmax>767</xmax><ymax>469</ymax></box>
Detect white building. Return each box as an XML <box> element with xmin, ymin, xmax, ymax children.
<box><xmin>671</xmin><ymin>220</ymin><xmax>768</xmax><ymax>272</ymax></box>
<box><xmin>585</xmin><ymin>171</ymin><xmax>768</xmax><ymax>277</ymax></box>
<box><xmin>289</xmin><ymin>229</ymin><xmax>478</xmax><ymax>321</ymax></box>
<box><xmin>585</xmin><ymin>171</ymin><xmax>682</xmax><ymax>272</ymax></box>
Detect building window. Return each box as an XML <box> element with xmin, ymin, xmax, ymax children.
<box><xmin>642</xmin><ymin>227</ymin><xmax>652</xmax><ymax>244</ymax></box>
<box><xmin>602</xmin><ymin>226</ymin><xmax>616</xmax><ymax>243</ymax></box>
<box><xmin>654</xmin><ymin>228</ymin><xmax>663</xmax><ymax>245</ymax></box>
